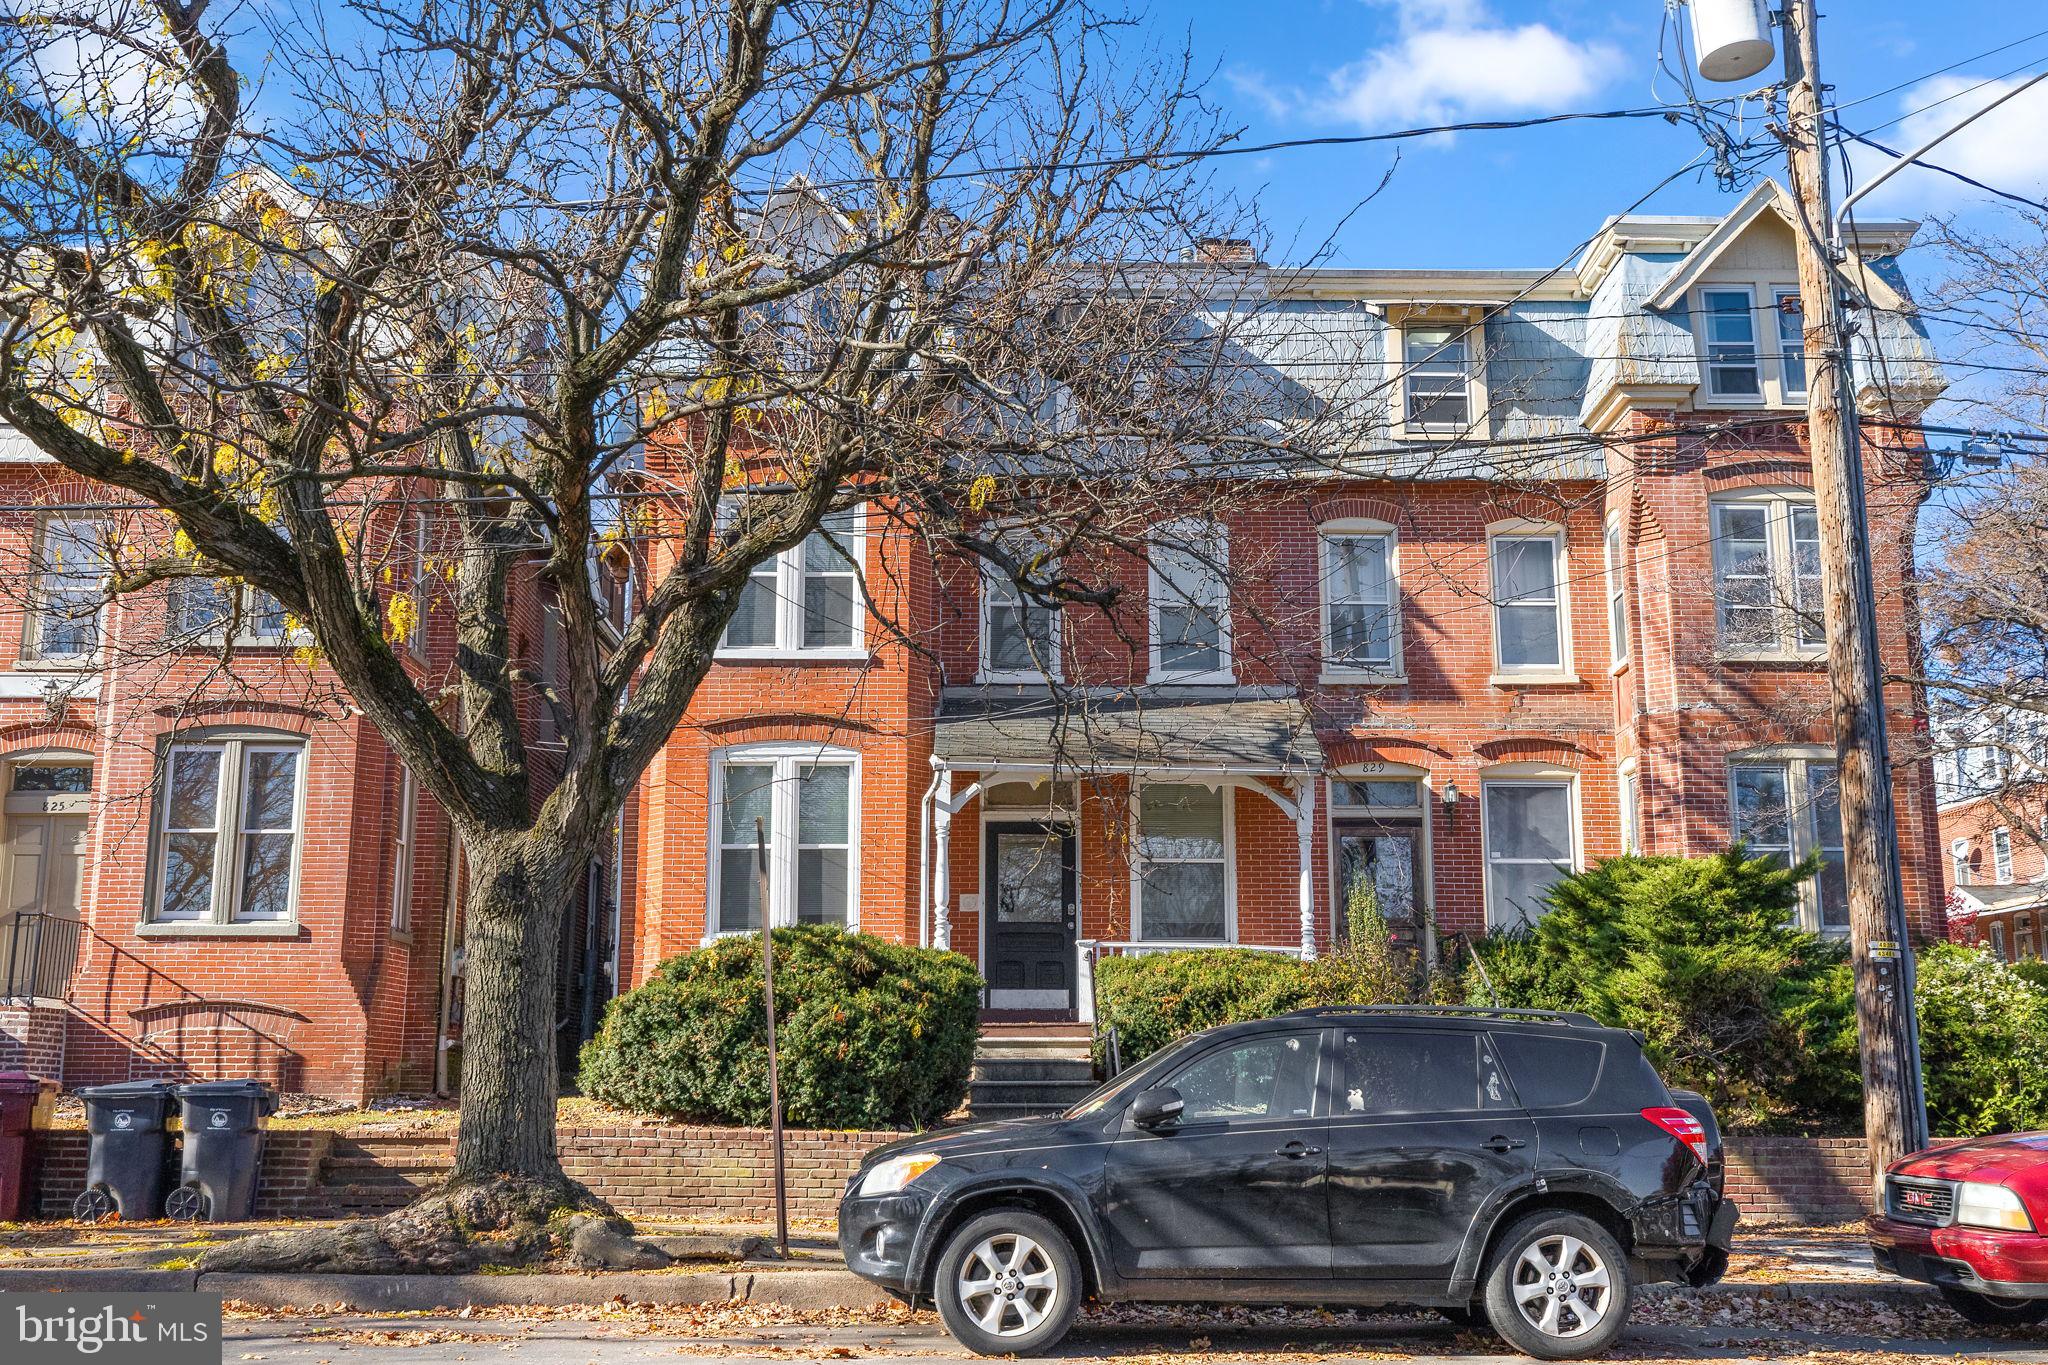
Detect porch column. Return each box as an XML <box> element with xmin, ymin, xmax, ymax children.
<box><xmin>1295</xmin><ymin>777</ymin><xmax>1318</xmax><ymax>960</ymax></box>
<box><xmin>931</xmin><ymin>768</ymin><xmax>954</xmax><ymax>951</ymax></box>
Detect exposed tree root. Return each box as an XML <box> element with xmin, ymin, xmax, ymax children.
<box><xmin>198</xmin><ymin>1174</ymin><xmax>670</xmax><ymax>1274</ymax></box>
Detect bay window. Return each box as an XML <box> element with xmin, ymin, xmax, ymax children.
<box><xmin>720</xmin><ymin>508</ymin><xmax>863</xmax><ymax>655</ymax></box>
<box><xmin>1730</xmin><ymin>755</ymin><xmax>1847</xmax><ymax>933</ymax></box>
<box><xmin>710</xmin><ymin>748</ymin><xmax>857</xmax><ymax>935</ymax></box>
<box><xmin>1135</xmin><ymin>783</ymin><xmax>1229</xmax><ymax>941</ymax></box>
<box><xmin>1700</xmin><ymin>287</ymin><xmax>1762</xmax><ymax>400</ymax></box>
<box><xmin>149</xmin><ymin>736</ymin><xmax>305</xmax><ymax>927</ymax></box>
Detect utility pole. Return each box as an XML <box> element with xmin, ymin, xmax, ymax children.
<box><xmin>1778</xmin><ymin>0</ymin><xmax>1930</xmax><ymax>1181</ymax></box>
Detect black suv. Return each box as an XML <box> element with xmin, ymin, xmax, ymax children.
<box><xmin>839</xmin><ymin>1006</ymin><xmax>1736</xmax><ymax>1359</ymax></box>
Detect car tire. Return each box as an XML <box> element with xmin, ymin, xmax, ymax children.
<box><xmin>1481</xmin><ymin>1211</ymin><xmax>1633</xmax><ymax>1359</ymax></box>
<box><xmin>1939</xmin><ymin>1285</ymin><xmax>2048</xmax><ymax>1327</ymax></box>
<box><xmin>933</xmin><ymin>1209</ymin><xmax>1082</xmax><ymax>1357</ymax></box>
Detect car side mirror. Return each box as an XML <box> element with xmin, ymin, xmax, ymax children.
<box><xmin>1131</xmin><ymin>1086</ymin><xmax>1184</xmax><ymax>1129</ymax></box>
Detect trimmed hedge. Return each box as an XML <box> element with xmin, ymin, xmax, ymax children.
<box><xmin>579</xmin><ymin>925</ymin><xmax>980</xmax><ymax>1130</ymax></box>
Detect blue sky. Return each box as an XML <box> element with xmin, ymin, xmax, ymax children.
<box><xmin>1168</xmin><ymin>0</ymin><xmax>2048</xmax><ymax>274</ymax></box>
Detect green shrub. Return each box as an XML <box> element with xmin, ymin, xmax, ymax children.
<box><xmin>1094</xmin><ymin>898</ymin><xmax>1450</xmax><ymax>1067</ymax></box>
<box><xmin>1465</xmin><ymin>851</ymin><xmax>1858</xmax><ymax>1132</ymax></box>
<box><xmin>578</xmin><ymin>925</ymin><xmax>980</xmax><ymax>1130</ymax></box>
<box><xmin>1813</xmin><ymin>943</ymin><xmax>2048</xmax><ymax>1138</ymax></box>
<box><xmin>2010</xmin><ymin>958</ymin><xmax>2048</xmax><ymax>991</ymax></box>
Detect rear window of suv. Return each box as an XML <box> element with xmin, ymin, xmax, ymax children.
<box><xmin>1490</xmin><ymin>1031</ymin><xmax>1606</xmax><ymax>1109</ymax></box>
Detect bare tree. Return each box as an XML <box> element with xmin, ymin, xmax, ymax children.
<box><xmin>0</xmin><ymin>0</ymin><xmax>1295</xmax><ymax>1265</ymax></box>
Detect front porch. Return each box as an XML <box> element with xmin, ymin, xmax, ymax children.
<box><xmin>922</xmin><ymin>694</ymin><xmax>1328</xmax><ymax>1022</ymax></box>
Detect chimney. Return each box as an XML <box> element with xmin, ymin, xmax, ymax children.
<box><xmin>1190</xmin><ymin>236</ymin><xmax>1259</xmax><ymax>265</ymax></box>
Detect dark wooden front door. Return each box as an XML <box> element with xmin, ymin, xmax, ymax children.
<box><xmin>984</xmin><ymin>821</ymin><xmax>1077</xmax><ymax>1013</ymax></box>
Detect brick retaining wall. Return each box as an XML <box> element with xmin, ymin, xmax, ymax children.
<box><xmin>25</xmin><ymin>1125</ymin><xmax>1875</xmax><ymax>1226</ymax></box>
<box><xmin>1723</xmin><ymin>1136</ymin><xmax>1874</xmax><ymax>1224</ymax></box>
<box><xmin>28</xmin><ymin>1124</ymin><xmax>901</xmax><ymax>1222</ymax></box>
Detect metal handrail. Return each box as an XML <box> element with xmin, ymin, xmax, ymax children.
<box><xmin>2</xmin><ymin>912</ymin><xmax>82</xmax><ymax>1001</ymax></box>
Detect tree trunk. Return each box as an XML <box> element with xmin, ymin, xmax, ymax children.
<box><xmin>451</xmin><ymin>836</ymin><xmax>581</xmax><ymax>1188</ymax></box>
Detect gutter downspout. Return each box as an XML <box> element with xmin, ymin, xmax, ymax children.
<box><xmin>918</xmin><ymin>759</ymin><xmax>944</xmax><ymax>949</ymax></box>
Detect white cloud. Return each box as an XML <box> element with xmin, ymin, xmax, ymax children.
<box><xmin>1846</xmin><ymin>75</ymin><xmax>2048</xmax><ymax>216</ymax></box>
<box><xmin>1234</xmin><ymin>1</ymin><xmax>1625</xmax><ymax>132</ymax></box>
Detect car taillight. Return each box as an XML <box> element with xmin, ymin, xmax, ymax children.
<box><xmin>1642</xmin><ymin>1106</ymin><xmax>1710</xmax><ymax>1164</ymax></box>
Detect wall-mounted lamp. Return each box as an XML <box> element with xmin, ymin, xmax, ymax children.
<box><xmin>1441</xmin><ymin>780</ymin><xmax>1460</xmax><ymax>831</ymax></box>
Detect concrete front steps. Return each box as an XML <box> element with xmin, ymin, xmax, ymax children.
<box><xmin>968</xmin><ymin>1022</ymin><xmax>1098</xmax><ymax>1120</ymax></box>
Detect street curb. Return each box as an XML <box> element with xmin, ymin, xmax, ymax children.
<box><xmin>0</xmin><ymin>1268</ymin><xmax>202</xmax><ymax>1292</ymax></box>
<box><xmin>0</xmin><ymin>1266</ymin><xmax>1935</xmax><ymax>1314</ymax></box>
<box><xmin>186</xmin><ymin>1269</ymin><xmax>894</xmax><ymax>1313</ymax></box>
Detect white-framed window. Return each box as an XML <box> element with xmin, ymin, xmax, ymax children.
<box><xmin>149</xmin><ymin>735</ymin><xmax>305</xmax><ymax>925</ymax></box>
<box><xmin>391</xmin><ymin>765</ymin><xmax>418</xmax><ymax>936</ymax></box>
<box><xmin>1603</xmin><ymin>519</ymin><xmax>1629</xmax><ymax>666</ymax></box>
<box><xmin>1489</xmin><ymin>527</ymin><xmax>1568</xmax><ymax>677</ymax></box>
<box><xmin>1319</xmin><ymin>523</ymin><xmax>1400</xmax><ymax>675</ymax></box>
<box><xmin>1699</xmin><ymin>286</ymin><xmax>1762</xmax><ymax>401</ymax></box>
<box><xmin>1953</xmin><ymin>841</ymin><xmax>1972</xmax><ymax>888</ymax></box>
<box><xmin>1994</xmin><ymin>827</ymin><xmax>2014</xmax><ymax>884</ymax></box>
<box><xmin>1990</xmin><ymin>921</ymin><xmax>2008</xmax><ymax>959</ymax></box>
<box><xmin>1619</xmin><ymin>763</ymin><xmax>1641</xmax><ymax>856</ymax></box>
<box><xmin>1482</xmin><ymin>777</ymin><xmax>1578</xmax><ymax>930</ymax></box>
<box><xmin>1729</xmin><ymin>754</ymin><xmax>1846</xmax><ymax>934</ymax></box>
<box><xmin>27</xmin><ymin>514</ymin><xmax>109</xmax><ymax>662</ymax></box>
<box><xmin>1133</xmin><ymin>782</ymin><xmax>1231</xmax><ymax>942</ymax></box>
<box><xmin>2019</xmin><ymin>914</ymin><xmax>2037</xmax><ymax>961</ymax></box>
<box><xmin>1402</xmin><ymin>325</ymin><xmax>1472</xmax><ymax>430</ymax></box>
<box><xmin>168</xmin><ymin>581</ymin><xmax>297</xmax><ymax>645</ymax></box>
<box><xmin>708</xmin><ymin>746</ymin><xmax>858</xmax><ymax>936</ymax></box>
<box><xmin>1149</xmin><ymin>519</ymin><xmax>1232</xmax><ymax>683</ymax></box>
<box><xmin>1774</xmin><ymin>288</ymin><xmax>1808</xmax><ymax>397</ymax></box>
<box><xmin>1711</xmin><ymin>492</ymin><xmax>1824</xmax><ymax>655</ymax></box>
<box><xmin>979</xmin><ymin>530</ymin><xmax>1061</xmax><ymax>682</ymax></box>
<box><xmin>718</xmin><ymin>507</ymin><xmax>864</xmax><ymax>657</ymax></box>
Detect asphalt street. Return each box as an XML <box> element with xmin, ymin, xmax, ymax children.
<box><xmin>224</xmin><ymin>1314</ymin><xmax>2048</xmax><ymax>1365</ymax></box>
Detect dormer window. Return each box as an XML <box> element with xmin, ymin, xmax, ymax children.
<box><xmin>1403</xmin><ymin>326</ymin><xmax>1471</xmax><ymax>429</ymax></box>
<box><xmin>1696</xmin><ymin>285</ymin><xmax>1807</xmax><ymax>405</ymax></box>
<box><xmin>1701</xmin><ymin>288</ymin><xmax>1762</xmax><ymax>399</ymax></box>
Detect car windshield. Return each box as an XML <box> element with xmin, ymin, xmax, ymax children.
<box><xmin>1061</xmin><ymin>1033</ymin><xmax>1208</xmax><ymax>1119</ymax></box>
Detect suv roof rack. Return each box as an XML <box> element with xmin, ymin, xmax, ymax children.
<box><xmin>1281</xmin><ymin>1004</ymin><xmax>1602</xmax><ymax>1028</ymax></box>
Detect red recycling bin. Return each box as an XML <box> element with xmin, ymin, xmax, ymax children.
<box><xmin>0</xmin><ymin>1071</ymin><xmax>59</xmax><ymax>1220</ymax></box>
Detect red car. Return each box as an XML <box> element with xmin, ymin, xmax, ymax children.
<box><xmin>1869</xmin><ymin>1132</ymin><xmax>2048</xmax><ymax>1326</ymax></box>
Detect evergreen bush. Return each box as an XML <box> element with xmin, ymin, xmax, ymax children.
<box><xmin>578</xmin><ymin>925</ymin><xmax>980</xmax><ymax>1129</ymax></box>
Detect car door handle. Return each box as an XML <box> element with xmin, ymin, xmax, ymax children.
<box><xmin>1483</xmin><ymin>1135</ymin><xmax>1528</xmax><ymax>1153</ymax></box>
<box><xmin>1275</xmin><ymin>1140</ymin><xmax>1323</xmax><ymax>1158</ymax></box>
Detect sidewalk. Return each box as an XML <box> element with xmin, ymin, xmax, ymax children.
<box><xmin>0</xmin><ymin>1217</ymin><xmax>1919</xmax><ymax>1314</ymax></box>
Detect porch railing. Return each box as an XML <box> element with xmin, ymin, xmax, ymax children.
<box><xmin>2</xmin><ymin>912</ymin><xmax>83</xmax><ymax>1002</ymax></box>
<box><xmin>1075</xmin><ymin>938</ymin><xmax>1308</xmax><ymax>1027</ymax></box>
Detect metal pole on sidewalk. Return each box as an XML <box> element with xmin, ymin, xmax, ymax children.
<box><xmin>755</xmin><ymin>818</ymin><xmax>790</xmax><ymax>1259</ymax></box>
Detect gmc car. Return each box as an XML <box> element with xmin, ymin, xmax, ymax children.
<box><xmin>839</xmin><ymin>1006</ymin><xmax>1736</xmax><ymax>1359</ymax></box>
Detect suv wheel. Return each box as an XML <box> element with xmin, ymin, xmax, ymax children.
<box><xmin>1939</xmin><ymin>1285</ymin><xmax>2048</xmax><ymax>1327</ymax></box>
<box><xmin>933</xmin><ymin>1210</ymin><xmax>1081</xmax><ymax>1356</ymax></box>
<box><xmin>1482</xmin><ymin>1211</ymin><xmax>1632</xmax><ymax>1359</ymax></box>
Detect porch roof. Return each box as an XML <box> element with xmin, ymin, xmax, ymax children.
<box><xmin>1953</xmin><ymin>882</ymin><xmax>2048</xmax><ymax>917</ymax></box>
<box><xmin>932</xmin><ymin>693</ymin><xmax>1324</xmax><ymax>776</ymax></box>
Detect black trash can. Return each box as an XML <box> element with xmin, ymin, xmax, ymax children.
<box><xmin>76</xmin><ymin>1080</ymin><xmax>178</xmax><ymax>1222</ymax></box>
<box><xmin>168</xmin><ymin>1080</ymin><xmax>277</xmax><ymax>1221</ymax></box>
